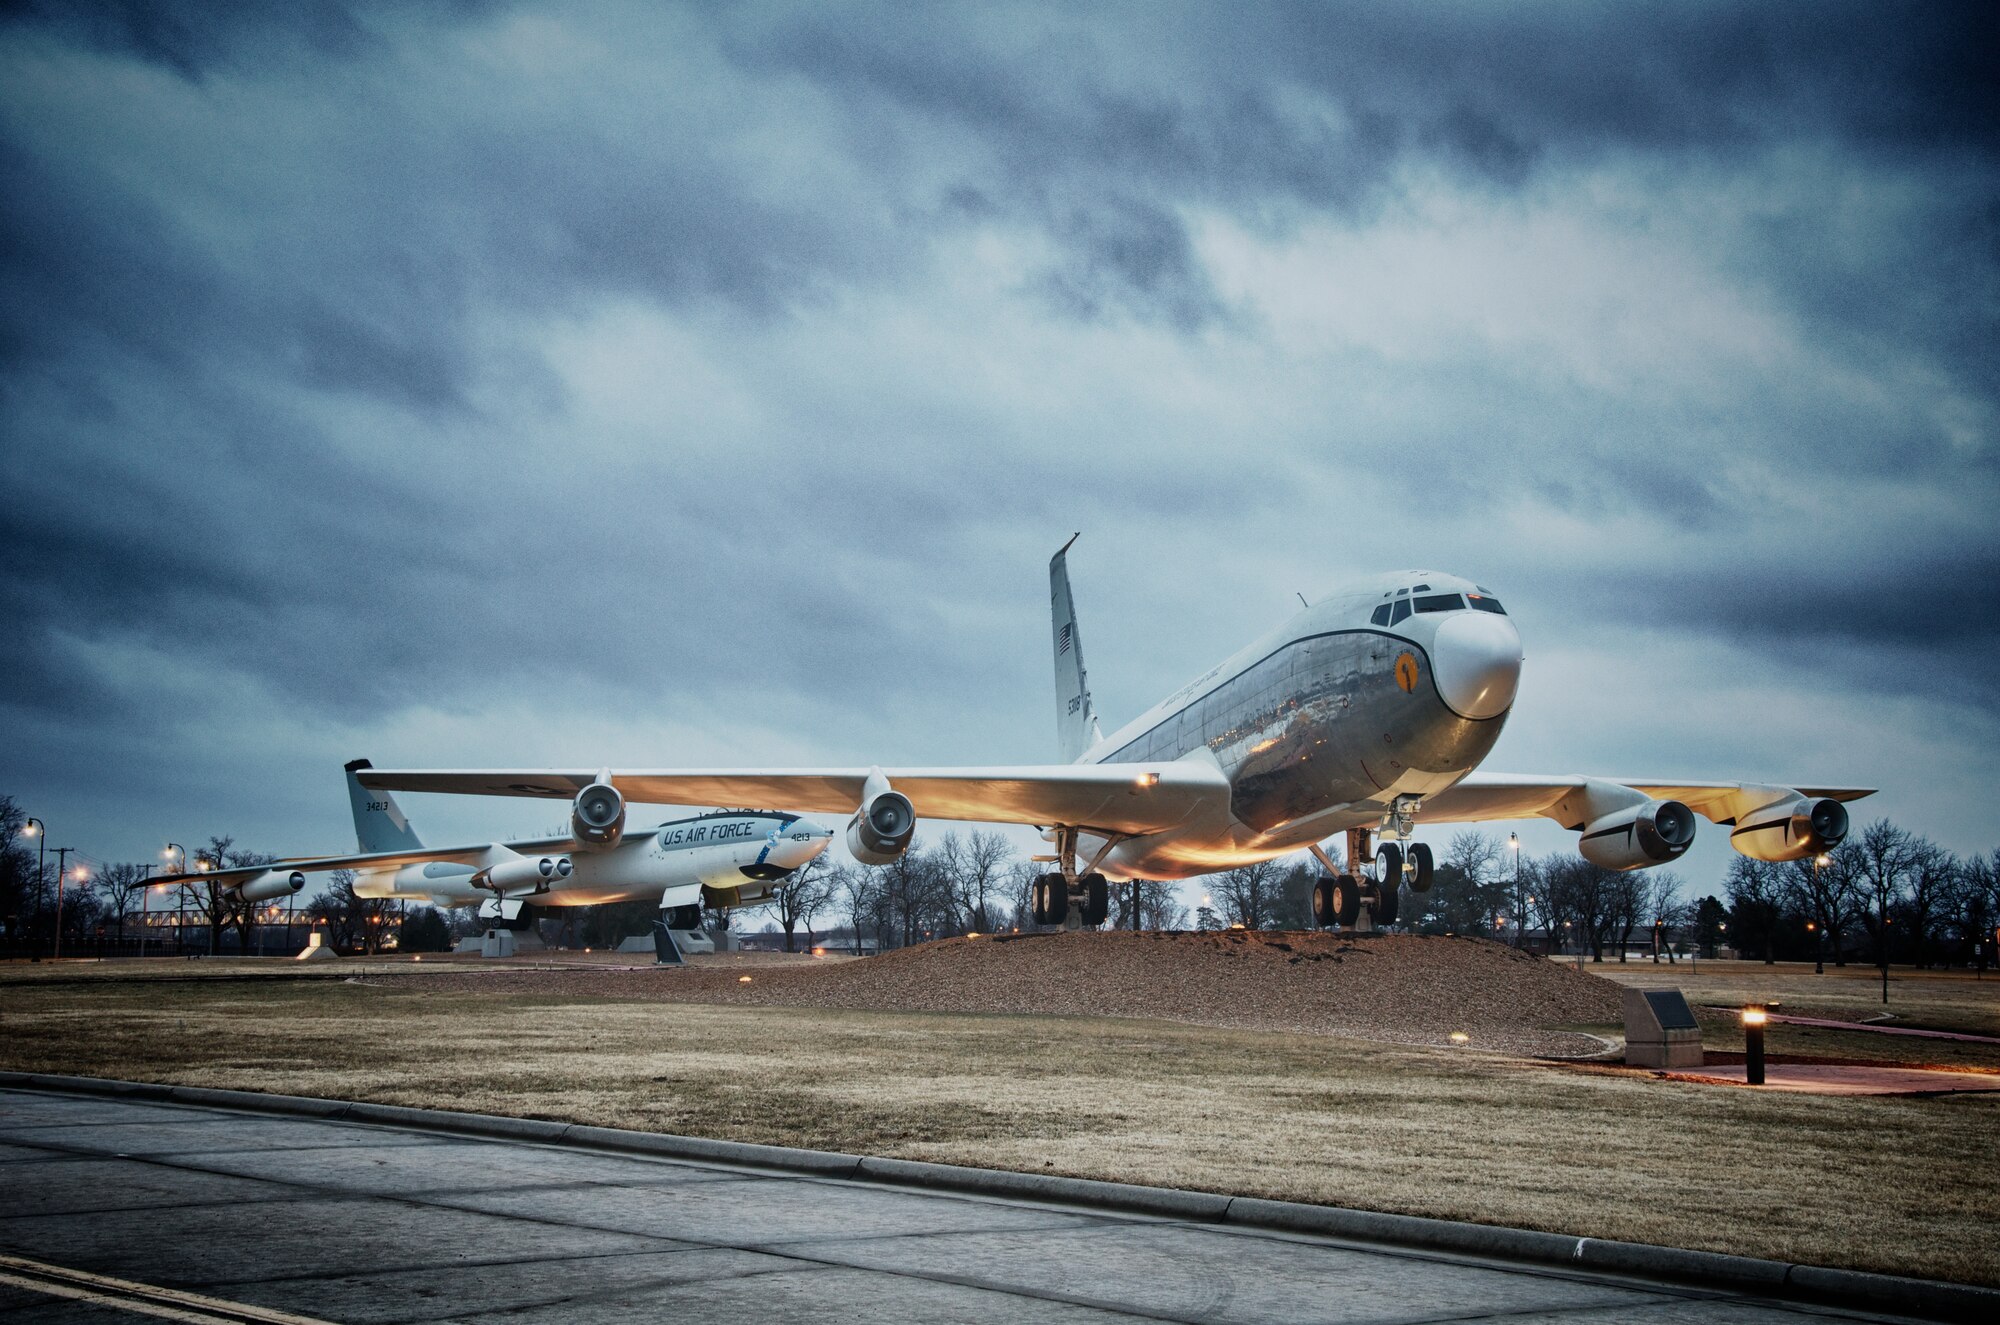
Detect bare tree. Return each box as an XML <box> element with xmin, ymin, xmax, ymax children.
<box><xmin>1645</xmin><ymin>870</ymin><xmax>1687</xmax><ymax>963</ymax></box>
<box><xmin>95</xmin><ymin>862</ymin><xmax>152</xmax><ymax>940</ymax></box>
<box><xmin>939</xmin><ymin>830</ymin><xmax>1013</xmax><ymax>932</ymax></box>
<box><xmin>835</xmin><ymin>863</ymin><xmax>878</xmax><ymax>955</ymax></box>
<box><xmin>305</xmin><ymin>869</ymin><xmax>395</xmax><ymax>953</ymax></box>
<box><xmin>1855</xmin><ymin>819</ymin><xmax>1914</xmax><ymax>972</ymax></box>
<box><xmin>1780</xmin><ymin>841</ymin><xmax>1865</xmax><ymax>965</ymax></box>
<box><xmin>1134</xmin><ymin>878</ymin><xmax>1190</xmax><ymax>930</ymax></box>
<box><xmin>1900</xmin><ymin>837</ymin><xmax>1956</xmax><ymax>968</ymax></box>
<box><xmin>1213</xmin><ymin>859</ymin><xmax>1284</xmax><ymax>929</ymax></box>
<box><xmin>771</xmin><ymin>856</ymin><xmax>836</xmax><ymax>951</ymax></box>
<box><xmin>1608</xmin><ymin>869</ymin><xmax>1647</xmax><ymax>962</ymax></box>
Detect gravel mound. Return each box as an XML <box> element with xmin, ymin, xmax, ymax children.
<box><xmin>385</xmin><ymin>930</ymin><xmax>1625</xmax><ymax>1057</ymax></box>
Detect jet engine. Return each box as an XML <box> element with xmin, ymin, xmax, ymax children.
<box><xmin>571</xmin><ymin>780</ymin><xmax>625</xmax><ymax>851</ymax></box>
<box><xmin>1730</xmin><ymin>795</ymin><xmax>1850</xmax><ymax>862</ymax></box>
<box><xmin>237</xmin><ymin>870</ymin><xmax>305</xmax><ymax>902</ymax></box>
<box><xmin>847</xmin><ymin>790</ymin><xmax>916</xmax><ymax>865</ymax></box>
<box><xmin>483</xmin><ymin>855</ymin><xmax>571</xmax><ymax>893</ymax></box>
<box><xmin>1578</xmin><ymin>799</ymin><xmax>1696</xmax><ymax>872</ymax></box>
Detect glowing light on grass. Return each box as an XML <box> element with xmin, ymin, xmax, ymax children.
<box><xmin>1449</xmin><ymin>1032</ymin><xmax>1470</xmax><ymax>1045</ymax></box>
<box><xmin>738</xmin><ymin>975</ymin><xmax>752</xmax><ymax>983</ymax></box>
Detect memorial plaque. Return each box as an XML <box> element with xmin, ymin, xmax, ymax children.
<box><xmin>1624</xmin><ymin>986</ymin><xmax>1704</xmax><ymax>1069</ymax></box>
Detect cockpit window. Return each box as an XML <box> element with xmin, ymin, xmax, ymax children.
<box><xmin>1371</xmin><ymin>603</ymin><xmax>1392</xmax><ymax>626</ymax></box>
<box><xmin>1467</xmin><ymin>594</ymin><xmax>1507</xmax><ymax>615</ymax></box>
<box><xmin>1411</xmin><ymin>583</ymin><xmax>1431</xmax><ymax>592</ymax></box>
<box><xmin>1394</xmin><ymin>588</ymin><xmax>1409</xmax><ymax>597</ymax></box>
<box><xmin>1389</xmin><ymin>598</ymin><xmax>1412</xmax><ymax>625</ymax></box>
<box><xmin>1414</xmin><ymin>593</ymin><xmax>1464</xmax><ymax>613</ymax></box>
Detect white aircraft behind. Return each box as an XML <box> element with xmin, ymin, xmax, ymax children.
<box><xmin>355</xmin><ymin>541</ymin><xmax>1872</xmax><ymax>931</ymax></box>
<box><xmin>153</xmin><ymin>761</ymin><xmax>834</xmax><ymax>931</ymax></box>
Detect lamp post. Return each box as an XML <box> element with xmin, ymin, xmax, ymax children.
<box><xmin>51</xmin><ymin>847</ymin><xmax>75</xmax><ymax>959</ymax></box>
<box><xmin>25</xmin><ymin>818</ymin><xmax>45</xmax><ymax>953</ymax></box>
<box><xmin>167</xmin><ymin>844</ymin><xmax>186</xmax><ymax>958</ymax></box>
<box><xmin>1812</xmin><ymin>853</ymin><xmax>1831</xmax><ymax>975</ymax></box>
<box><xmin>1507</xmin><ymin>833</ymin><xmax>1521</xmax><ymax>948</ymax></box>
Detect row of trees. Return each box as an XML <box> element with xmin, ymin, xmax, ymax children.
<box><xmin>1721</xmin><ymin>821</ymin><xmax>1999</xmax><ymax>968</ymax></box>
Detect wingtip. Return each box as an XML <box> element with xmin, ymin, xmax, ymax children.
<box><xmin>343</xmin><ymin>758</ymin><xmax>372</xmax><ymax>773</ymax></box>
<box><xmin>1051</xmin><ymin>531</ymin><xmax>1081</xmax><ymax>566</ymax></box>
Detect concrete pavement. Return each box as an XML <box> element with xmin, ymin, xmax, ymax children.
<box><xmin>0</xmin><ymin>1086</ymin><xmax>1969</xmax><ymax>1324</ymax></box>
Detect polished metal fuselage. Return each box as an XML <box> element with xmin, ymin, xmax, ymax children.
<box><xmin>1085</xmin><ymin>576</ymin><xmax>1511</xmax><ymax>878</ymax></box>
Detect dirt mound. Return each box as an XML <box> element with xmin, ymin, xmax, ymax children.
<box><xmin>390</xmin><ymin>930</ymin><xmax>1625</xmax><ymax>1056</ymax></box>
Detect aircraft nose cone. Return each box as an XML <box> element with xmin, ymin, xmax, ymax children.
<box><xmin>1432</xmin><ymin>611</ymin><xmax>1521</xmax><ymax>720</ymax></box>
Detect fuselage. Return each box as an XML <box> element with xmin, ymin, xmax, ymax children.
<box><xmin>1084</xmin><ymin>571</ymin><xmax>1522</xmax><ymax>878</ymax></box>
<box><xmin>354</xmin><ymin>810</ymin><xmax>834</xmax><ymax>909</ymax></box>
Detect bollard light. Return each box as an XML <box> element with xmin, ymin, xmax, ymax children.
<box><xmin>1742</xmin><ymin>1005</ymin><xmax>1768</xmax><ymax>1085</ymax></box>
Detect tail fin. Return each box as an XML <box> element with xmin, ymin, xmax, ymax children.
<box><xmin>1050</xmin><ymin>534</ymin><xmax>1103</xmax><ymax>762</ymax></box>
<box><xmin>345</xmin><ymin>759</ymin><xmax>424</xmax><ymax>853</ymax></box>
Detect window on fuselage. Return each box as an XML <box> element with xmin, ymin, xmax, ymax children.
<box><xmin>1390</xmin><ymin>598</ymin><xmax>1412</xmax><ymax>625</ymax></box>
<box><xmin>1371</xmin><ymin>603</ymin><xmax>1392</xmax><ymax>626</ymax></box>
<box><xmin>1467</xmin><ymin>594</ymin><xmax>1507</xmax><ymax>615</ymax></box>
<box><xmin>1414</xmin><ymin>593</ymin><xmax>1464</xmax><ymax>613</ymax></box>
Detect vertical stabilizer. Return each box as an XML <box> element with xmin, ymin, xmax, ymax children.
<box><xmin>344</xmin><ymin>759</ymin><xmax>424</xmax><ymax>853</ymax></box>
<box><xmin>1050</xmin><ymin>535</ymin><xmax>1102</xmax><ymax>762</ymax></box>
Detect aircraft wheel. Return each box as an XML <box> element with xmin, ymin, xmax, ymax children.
<box><xmin>1376</xmin><ymin>842</ymin><xmax>1404</xmax><ymax>884</ymax></box>
<box><xmin>1044</xmin><ymin>877</ymin><xmax>1070</xmax><ymax>926</ymax></box>
<box><xmin>1312</xmin><ymin>876</ymin><xmax>1336</xmax><ymax>928</ymax></box>
<box><xmin>1374</xmin><ymin>878</ymin><xmax>1401</xmax><ymax>925</ymax></box>
<box><xmin>1031</xmin><ymin>876</ymin><xmax>1052</xmax><ymax>926</ymax></box>
<box><xmin>1081</xmin><ymin>872</ymin><xmax>1109</xmax><ymax>926</ymax></box>
<box><xmin>503</xmin><ymin>904</ymin><xmax>539</xmax><ymax>933</ymax></box>
<box><xmin>1332</xmin><ymin>875</ymin><xmax>1362</xmax><ymax>928</ymax></box>
<box><xmin>1408</xmin><ymin>842</ymin><xmax>1434</xmax><ymax>894</ymax></box>
<box><xmin>663</xmin><ymin>903</ymin><xmax>701</xmax><ymax>931</ymax></box>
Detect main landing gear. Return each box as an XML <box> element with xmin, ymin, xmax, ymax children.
<box><xmin>1030</xmin><ymin>827</ymin><xmax>1113</xmax><ymax>928</ymax></box>
<box><xmin>1310</xmin><ymin>824</ymin><xmax>1433</xmax><ymax>932</ymax></box>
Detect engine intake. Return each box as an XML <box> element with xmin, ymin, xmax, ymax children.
<box><xmin>572</xmin><ymin>781</ymin><xmax>625</xmax><ymax>851</ymax></box>
<box><xmin>1730</xmin><ymin>796</ymin><xmax>1850</xmax><ymax>862</ymax></box>
<box><xmin>1578</xmin><ymin>799</ymin><xmax>1696</xmax><ymax>872</ymax></box>
<box><xmin>483</xmin><ymin>855</ymin><xmax>570</xmax><ymax>893</ymax></box>
<box><xmin>237</xmin><ymin>870</ymin><xmax>305</xmax><ymax>902</ymax></box>
<box><xmin>847</xmin><ymin>790</ymin><xmax>916</xmax><ymax>865</ymax></box>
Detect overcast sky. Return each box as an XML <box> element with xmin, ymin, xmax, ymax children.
<box><xmin>4</xmin><ymin>1</ymin><xmax>1995</xmax><ymax>895</ymax></box>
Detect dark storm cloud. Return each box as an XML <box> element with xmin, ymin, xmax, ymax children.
<box><xmin>2</xmin><ymin>1</ymin><xmax>1997</xmax><ymax>862</ymax></box>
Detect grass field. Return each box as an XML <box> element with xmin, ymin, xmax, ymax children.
<box><xmin>2</xmin><ymin>956</ymin><xmax>1996</xmax><ymax>1288</ymax></box>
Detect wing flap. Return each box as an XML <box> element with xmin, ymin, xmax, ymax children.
<box><xmin>358</xmin><ymin>762</ymin><xmax>1233</xmax><ymax>837</ymax></box>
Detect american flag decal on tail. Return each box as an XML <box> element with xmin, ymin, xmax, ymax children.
<box><xmin>1059</xmin><ymin>623</ymin><xmax>1072</xmax><ymax>655</ymax></box>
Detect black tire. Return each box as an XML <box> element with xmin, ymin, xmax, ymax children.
<box><xmin>1082</xmin><ymin>873</ymin><xmax>1109</xmax><ymax>926</ymax></box>
<box><xmin>1312</xmin><ymin>876</ymin><xmax>1336</xmax><ymax>928</ymax></box>
<box><xmin>1374</xmin><ymin>878</ymin><xmax>1401</xmax><ymax>925</ymax></box>
<box><xmin>1044</xmin><ymin>877</ymin><xmax>1070</xmax><ymax>926</ymax></box>
<box><xmin>663</xmin><ymin>903</ymin><xmax>701</xmax><ymax>931</ymax></box>
<box><xmin>1376</xmin><ymin>842</ymin><xmax>1404</xmax><ymax>885</ymax></box>
<box><xmin>1333</xmin><ymin>875</ymin><xmax>1362</xmax><ymax>928</ymax></box>
<box><xmin>1032</xmin><ymin>876</ymin><xmax>1054</xmax><ymax>926</ymax></box>
<box><xmin>1408</xmin><ymin>842</ymin><xmax>1434</xmax><ymax>894</ymax></box>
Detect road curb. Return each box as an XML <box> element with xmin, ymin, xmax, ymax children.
<box><xmin>4</xmin><ymin>1071</ymin><xmax>1992</xmax><ymax>1321</ymax></box>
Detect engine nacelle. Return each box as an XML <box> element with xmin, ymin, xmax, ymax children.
<box><xmin>846</xmin><ymin>790</ymin><xmax>916</xmax><ymax>865</ymax></box>
<box><xmin>1578</xmin><ymin>799</ymin><xmax>1696</xmax><ymax>872</ymax></box>
<box><xmin>1730</xmin><ymin>796</ymin><xmax>1850</xmax><ymax>862</ymax></box>
<box><xmin>237</xmin><ymin>870</ymin><xmax>305</xmax><ymax>902</ymax></box>
<box><xmin>571</xmin><ymin>781</ymin><xmax>625</xmax><ymax>851</ymax></box>
<box><xmin>484</xmin><ymin>854</ymin><xmax>571</xmax><ymax>893</ymax></box>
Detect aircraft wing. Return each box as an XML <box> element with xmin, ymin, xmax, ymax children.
<box><xmin>1418</xmin><ymin>773</ymin><xmax>1874</xmax><ymax>831</ymax></box>
<box><xmin>357</xmin><ymin>762</ymin><xmax>1233</xmax><ymax>838</ymax></box>
<box><xmin>153</xmin><ymin>841</ymin><xmax>541</xmax><ymax>890</ymax></box>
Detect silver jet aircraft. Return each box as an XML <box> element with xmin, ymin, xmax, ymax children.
<box><xmin>356</xmin><ymin>541</ymin><xmax>1871</xmax><ymax>930</ymax></box>
<box><xmin>154</xmin><ymin>761</ymin><xmax>834</xmax><ymax>931</ymax></box>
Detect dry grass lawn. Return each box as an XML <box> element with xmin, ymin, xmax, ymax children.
<box><xmin>2</xmin><ymin>967</ymin><xmax>1996</xmax><ymax>1288</ymax></box>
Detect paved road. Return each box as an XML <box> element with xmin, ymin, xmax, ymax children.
<box><xmin>0</xmin><ymin>1088</ymin><xmax>1928</xmax><ymax>1324</ymax></box>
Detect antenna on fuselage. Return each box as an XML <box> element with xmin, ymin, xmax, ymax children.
<box><xmin>1296</xmin><ymin>592</ymin><xmax>1309</xmax><ymax>609</ymax></box>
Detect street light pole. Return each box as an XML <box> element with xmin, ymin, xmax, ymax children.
<box><xmin>51</xmin><ymin>848</ymin><xmax>77</xmax><ymax>959</ymax></box>
<box><xmin>26</xmin><ymin>818</ymin><xmax>45</xmax><ymax>952</ymax></box>
<box><xmin>167</xmin><ymin>844</ymin><xmax>186</xmax><ymax>959</ymax></box>
<box><xmin>1508</xmin><ymin>833</ymin><xmax>1521</xmax><ymax>948</ymax></box>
